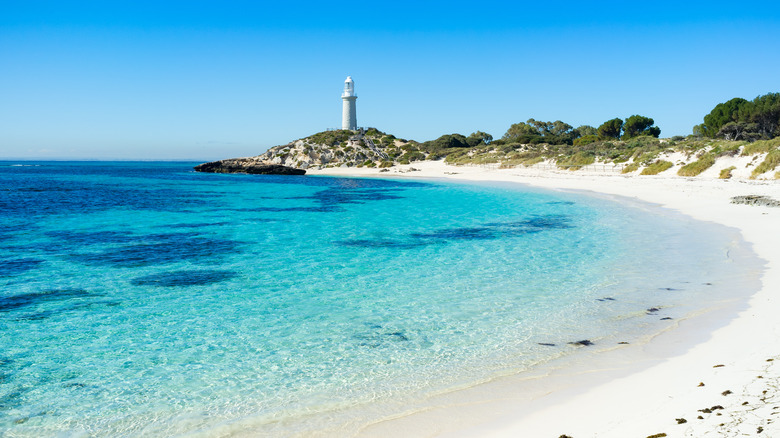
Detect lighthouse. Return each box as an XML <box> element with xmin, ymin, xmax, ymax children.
<box><xmin>341</xmin><ymin>76</ymin><xmax>357</xmax><ymax>130</ymax></box>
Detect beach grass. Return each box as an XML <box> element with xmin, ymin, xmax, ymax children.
<box><xmin>556</xmin><ymin>152</ymin><xmax>596</xmax><ymax>170</ymax></box>
<box><xmin>678</xmin><ymin>154</ymin><xmax>716</xmax><ymax>176</ymax></box>
<box><xmin>622</xmin><ymin>162</ymin><xmax>641</xmax><ymax>174</ymax></box>
<box><xmin>742</xmin><ymin>137</ymin><xmax>780</xmax><ymax>156</ymax></box>
<box><xmin>751</xmin><ymin>149</ymin><xmax>780</xmax><ymax>178</ymax></box>
<box><xmin>719</xmin><ymin>166</ymin><xmax>737</xmax><ymax>179</ymax></box>
<box><xmin>640</xmin><ymin>160</ymin><xmax>673</xmax><ymax>175</ymax></box>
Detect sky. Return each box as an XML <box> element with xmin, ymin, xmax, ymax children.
<box><xmin>1</xmin><ymin>1</ymin><xmax>779</xmax><ymax>160</ymax></box>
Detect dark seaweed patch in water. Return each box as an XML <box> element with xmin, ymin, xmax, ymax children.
<box><xmin>339</xmin><ymin>214</ymin><xmax>572</xmax><ymax>249</ymax></box>
<box><xmin>0</xmin><ymin>175</ymin><xmax>215</xmax><ymax>218</ymax></box>
<box><xmin>0</xmin><ymin>258</ymin><xmax>44</xmax><ymax>276</ymax></box>
<box><xmin>0</xmin><ymin>388</ymin><xmax>28</xmax><ymax>410</ymax></box>
<box><xmin>242</xmin><ymin>187</ymin><xmax>405</xmax><ymax>214</ymax></box>
<box><xmin>411</xmin><ymin>227</ymin><xmax>499</xmax><ymax>241</ymax></box>
<box><xmin>131</xmin><ymin>270</ymin><xmax>237</xmax><ymax>287</ymax></box>
<box><xmin>16</xmin><ymin>300</ymin><xmax>121</xmax><ymax>320</ymax></box>
<box><xmin>288</xmin><ymin>188</ymin><xmax>405</xmax><ymax>206</ymax></box>
<box><xmin>489</xmin><ymin>215</ymin><xmax>573</xmax><ymax>230</ymax></box>
<box><xmin>0</xmin><ymin>289</ymin><xmax>93</xmax><ymax>312</ymax></box>
<box><xmin>45</xmin><ymin>230</ymin><xmax>137</xmax><ymax>246</ymax></box>
<box><xmin>243</xmin><ymin>206</ymin><xmax>345</xmax><ymax>213</ymax></box>
<box><xmin>158</xmin><ymin>222</ymin><xmax>231</xmax><ymax>229</ymax></box>
<box><xmin>71</xmin><ymin>237</ymin><xmax>240</xmax><ymax>268</ymax></box>
<box><xmin>354</xmin><ymin>327</ymin><xmax>412</xmax><ymax>348</ymax></box>
<box><xmin>339</xmin><ymin>239</ymin><xmax>430</xmax><ymax>249</ymax></box>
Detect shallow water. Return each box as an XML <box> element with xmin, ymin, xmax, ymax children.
<box><xmin>0</xmin><ymin>162</ymin><xmax>753</xmax><ymax>436</ymax></box>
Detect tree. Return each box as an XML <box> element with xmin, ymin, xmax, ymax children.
<box><xmin>716</xmin><ymin>122</ymin><xmax>761</xmax><ymax>141</ymax></box>
<box><xmin>747</xmin><ymin>93</ymin><xmax>780</xmax><ymax>138</ymax></box>
<box><xmin>575</xmin><ymin>125</ymin><xmax>598</xmax><ymax>137</ymax></box>
<box><xmin>598</xmin><ymin>118</ymin><xmax>623</xmax><ymax>139</ymax></box>
<box><xmin>623</xmin><ymin>115</ymin><xmax>661</xmax><ymax>139</ymax></box>
<box><xmin>549</xmin><ymin>120</ymin><xmax>574</xmax><ymax>137</ymax></box>
<box><xmin>503</xmin><ymin>122</ymin><xmax>538</xmax><ymax>140</ymax></box>
<box><xmin>701</xmin><ymin>97</ymin><xmax>749</xmax><ymax>137</ymax></box>
<box><xmin>466</xmin><ymin>131</ymin><xmax>493</xmax><ymax>147</ymax></box>
<box><xmin>698</xmin><ymin>93</ymin><xmax>780</xmax><ymax>140</ymax></box>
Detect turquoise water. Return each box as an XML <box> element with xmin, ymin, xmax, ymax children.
<box><xmin>0</xmin><ymin>162</ymin><xmax>753</xmax><ymax>436</ymax></box>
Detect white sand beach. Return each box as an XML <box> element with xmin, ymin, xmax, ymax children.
<box><xmin>308</xmin><ymin>161</ymin><xmax>780</xmax><ymax>438</ymax></box>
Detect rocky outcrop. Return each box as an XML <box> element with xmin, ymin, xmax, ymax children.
<box><xmin>194</xmin><ymin>159</ymin><xmax>306</xmax><ymax>175</ymax></box>
<box><xmin>730</xmin><ymin>195</ymin><xmax>780</xmax><ymax>207</ymax></box>
<box><xmin>194</xmin><ymin>128</ymin><xmax>413</xmax><ymax>173</ymax></box>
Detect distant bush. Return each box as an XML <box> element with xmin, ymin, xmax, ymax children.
<box><xmin>640</xmin><ymin>160</ymin><xmax>673</xmax><ymax>175</ymax></box>
<box><xmin>678</xmin><ymin>154</ymin><xmax>716</xmax><ymax>176</ymax></box>
<box><xmin>399</xmin><ymin>151</ymin><xmax>425</xmax><ymax>163</ymax></box>
<box><xmin>309</xmin><ymin>130</ymin><xmax>352</xmax><ymax>146</ymax></box>
<box><xmin>719</xmin><ymin>166</ymin><xmax>737</xmax><ymax>179</ymax></box>
<box><xmin>378</xmin><ymin>161</ymin><xmax>394</xmax><ymax>168</ymax></box>
<box><xmin>573</xmin><ymin>135</ymin><xmax>599</xmax><ymax>146</ymax></box>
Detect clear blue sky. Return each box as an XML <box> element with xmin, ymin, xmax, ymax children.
<box><xmin>2</xmin><ymin>1</ymin><xmax>779</xmax><ymax>160</ymax></box>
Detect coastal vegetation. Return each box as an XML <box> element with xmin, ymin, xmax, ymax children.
<box><xmin>719</xmin><ymin>166</ymin><xmax>736</xmax><ymax>179</ymax></box>
<box><xmin>641</xmin><ymin>160</ymin><xmax>674</xmax><ymax>175</ymax></box>
<box><xmin>695</xmin><ymin>93</ymin><xmax>780</xmax><ymax>140</ymax></box>
<box><xmin>205</xmin><ymin>93</ymin><xmax>780</xmax><ymax>179</ymax></box>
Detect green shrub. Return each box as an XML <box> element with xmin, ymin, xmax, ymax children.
<box><xmin>719</xmin><ymin>166</ymin><xmax>737</xmax><ymax>179</ymax></box>
<box><xmin>399</xmin><ymin>151</ymin><xmax>425</xmax><ymax>163</ymax></box>
<box><xmin>640</xmin><ymin>160</ymin><xmax>673</xmax><ymax>175</ymax></box>
<box><xmin>363</xmin><ymin>160</ymin><xmax>376</xmax><ymax>168</ymax></box>
<box><xmin>621</xmin><ymin>162</ymin><xmax>640</xmax><ymax>174</ymax></box>
<box><xmin>378</xmin><ymin>161</ymin><xmax>393</xmax><ymax>168</ymax></box>
<box><xmin>573</xmin><ymin>135</ymin><xmax>599</xmax><ymax>146</ymax></box>
<box><xmin>751</xmin><ymin>149</ymin><xmax>780</xmax><ymax>178</ymax></box>
<box><xmin>678</xmin><ymin>154</ymin><xmax>716</xmax><ymax>176</ymax></box>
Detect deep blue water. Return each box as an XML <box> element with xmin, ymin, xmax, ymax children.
<box><xmin>0</xmin><ymin>162</ymin><xmax>752</xmax><ymax>436</ymax></box>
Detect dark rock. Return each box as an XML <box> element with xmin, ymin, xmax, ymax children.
<box><xmin>568</xmin><ymin>340</ymin><xmax>594</xmax><ymax>346</ymax></box>
<box><xmin>730</xmin><ymin>195</ymin><xmax>780</xmax><ymax>208</ymax></box>
<box><xmin>647</xmin><ymin>307</ymin><xmax>660</xmax><ymax>313</ymax></box>
<box><xmin>194</xmin><ymin>160</ymin><xmax>306</xmax><ymax>175</ymax></box>
<box><xmin>661</xmin><ymin>317</ymin><xmax>673</xmax><ymax>320</ymax></box>
<box><xmin>675</xmin><ymin>418</ymin><xmax>687</xmax><ymax>424</ymax></box>
<box><xmin>538</xmin><ymin>343</ymin><xmax>556</xmax><ymax>347</ymax></box>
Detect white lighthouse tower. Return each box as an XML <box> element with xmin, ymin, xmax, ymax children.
<box><xmin>341</xmin><ymin>76</ymin><xmax>357</xmax><ymax>130</ymax></box>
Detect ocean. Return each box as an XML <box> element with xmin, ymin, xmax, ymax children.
<box><xmin>0</xmin><ymin>161</ymin><xmax>756</xmax><ymax>436</ymax></box>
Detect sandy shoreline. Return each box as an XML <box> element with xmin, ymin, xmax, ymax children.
<box><xmin>307</xmin><ymin>161</ymin><xmax>780</xmax><ymax>437</ymax></box>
